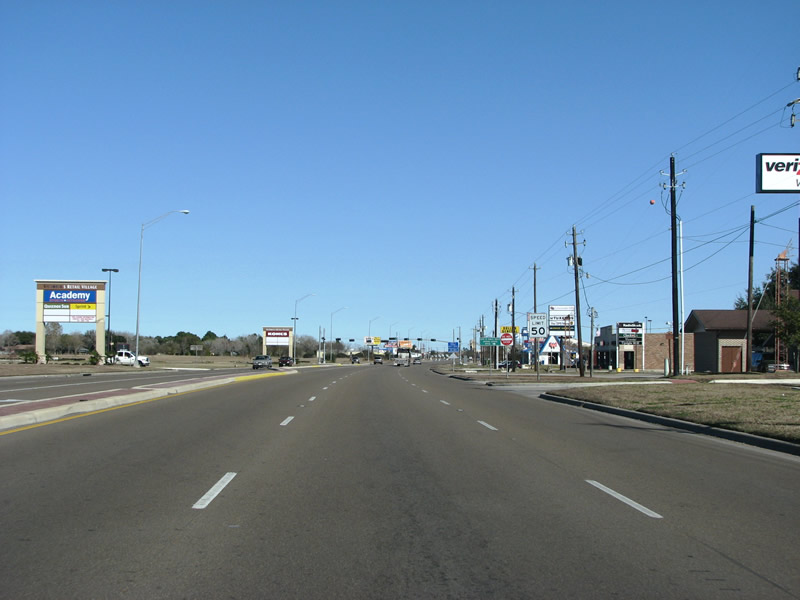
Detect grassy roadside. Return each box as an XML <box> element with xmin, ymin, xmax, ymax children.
<box><xmin>429</xmin><ymin>365</ymin><xmax>800</xmax><ymax>444</ymax></box>
<box><xmin>547</xmin><ymin>383</ymin><xmax>800</xmax><ymax>444</ymax></box>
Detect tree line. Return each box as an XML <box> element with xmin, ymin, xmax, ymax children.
<box><xmin>0</xmin><ymin>328</ymin><xmax>321</xmax><ymax>359</ymax></box>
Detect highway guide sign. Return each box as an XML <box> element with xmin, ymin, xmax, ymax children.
<box><xmin>480</xmin><ymin>337</ymin><xmax>502</xmax><ymax>346</ymax></box>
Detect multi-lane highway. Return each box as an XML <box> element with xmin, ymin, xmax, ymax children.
<box><xmin>1</xmin><ymin>364</ymin><xmax>798</xmax><ymax>598</ymax></box>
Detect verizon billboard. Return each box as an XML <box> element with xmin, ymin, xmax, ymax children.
<box><xmin>756</xmin><ymin>154</ymin><xmax>800</xmax><ymax>193</ymax></box>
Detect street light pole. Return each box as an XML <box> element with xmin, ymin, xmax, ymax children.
<box><xmin>329</xmin><ymin>307</ymin><xmax>347</xmax><ymax>362</ymax></box>
<box><xmin>102</xmin><ymin>268</ymin><xmax>119</xmax><ymax>360</ymax></box>
<box><xmin>134</xmin><ymin>210</ymin><xmax>190</xmax><ymax>365</ymax></box>
<box><xmin>292</xmin><ymin>293</ymin><xmax>315</xmax><ymax>361</ymax></box>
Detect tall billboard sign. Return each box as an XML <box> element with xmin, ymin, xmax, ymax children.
<box><xmin>756</xmin><ymin>154</ymin><xmax>800</xmax><ymax>193</ymax></box>
<box><xmin>263</xmin><ymin>327</ymin><xmax>293</xmax><ymax>350</ymax></box>
<box><xmin>548</xmin><ymin>305</ymin><xmax>575</xmax><ymax>336</ymax></box>
<box><xmin>35</xmin><ymin>280</ymin><xmax>107</xmax><ymax>363</ymax></box>
<box><xmin>617</xmin><ymin>322</ymin><xmax>643</xmax><ymax>345</ymax></box>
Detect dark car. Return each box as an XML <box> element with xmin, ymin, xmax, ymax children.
<box><xmin>498</xmin><ymin>360</ymin><xmax>522</xmax><ymax>370</ymax></box>
<box><xmin>252</xmin><ymin>355</ymin><xmax>272</xmax><ymax>369</ymax></box>
<box><xmin>278</xmin><ymin>356</ymin><xmax>294</xmax><ymax>367</ymax></box>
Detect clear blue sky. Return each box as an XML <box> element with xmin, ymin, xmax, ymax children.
<box><xmin>2</xmin><ymin>1</ymin><xmax>798</xmax><ymax>348</ymax></box>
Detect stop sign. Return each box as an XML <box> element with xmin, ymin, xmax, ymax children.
<box><xmin>500</xmin><ymin>333</ymin><xmax>513</xmax><ymax>346</ymax></box>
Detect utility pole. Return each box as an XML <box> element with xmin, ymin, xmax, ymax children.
<box><xmin>747</xmin><ymin>205</ymin><xmax>755</xmax><ymax>372</ymax></box>
<box><xmin>571</xmin><ymin>226</ymin><xmax>585</xmax><ymax>377</ymax></box>
<box><xmin>494</xmin><ymin>299</ymin><xmax>499</xmax><ymax>369</ymax></box>
<box><xmin>589</xmin><ymin>307</ymin><xmax>598</xmax><ymax>377</ymax></box>
<box><xmin>663</xmin><ymin>155</ymin><xmax>684</xmax><ymax>377</ymax></box>
<box><xmin>511</xmin><ymin>286</ymin><xmax>517</xmax><ymax>372</ymax></box>
<box><xmin>529</xmin><ymin>263</ymin><xmax>540</xmax><ymax>369</ymax></box>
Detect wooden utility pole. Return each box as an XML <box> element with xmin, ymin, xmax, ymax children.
<box><xmin>746</xmin><ymin>206</ymin><xmax>755</xmax><ymax>372</ymax></box>
<box><xmin>511</xmin><ymin>286</ymin><xmax>517</xmax><ymax>372</ymax></box>
<box><xmin>669</xmin><ymin>155</ymin><xmax>681</xmax><ymax>377</ymax></box>
<box><xmin>571</xmin><ymin>226</ymin><xmax>585</xmax><ymax>377</ymax></box>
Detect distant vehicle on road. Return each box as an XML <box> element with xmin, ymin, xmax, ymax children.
<box><xmin>395</xmin><ymin>349</ymin><xmax>411</xmax><ymax>367</ymax></box>
<box><xmin>351</xmin><ymin>356</ymin><xmax>360</xmax><ymax>364</ymax></box>
<box><xmin>252</xmin><ymin>355</ymin><xmax>273</xmax><ymax>369</ymax></box>
<box><xmin>373</xmin><ymin>356</ymin><xmax>383</xmax><ymax>364</ymax></box>
<box><xmin>113</xmin><ymin>349</ymin><xmax>149</xmax><ymax>367</ymax></box>
<box><xmin>278</xmin><ymin>356</ymin><xmax>294</xmax><ymax>367</ymax></box>
<box><xmin>412</xmin><ymin>357</ymin><xmax>422</xmax><ymax>365</ymax></box>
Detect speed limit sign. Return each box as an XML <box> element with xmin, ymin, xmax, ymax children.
<box><xmin>528</xmin><ymin>313</ymin><xmax>549</xmax><ymax>337</ymax></box>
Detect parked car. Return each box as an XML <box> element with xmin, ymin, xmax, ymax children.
<box><xmin>252</xmin><ymin>355</ymin><xmax>272</xmax><ymax>369</ymax></box>
<box><xmin>498</xmin><ymin>360</ymin><xmax>522</xmax><ymax>370</ymax></box>
<box><xmin>351</xmin><ymin>356</ymin><xmax>360</xmax><ymax>364</ymax></box>
<box><xmin>278</xmin><ymin>356</ymin><xmax>294</xmax><ymax>367</ymax></box>
<box><xmin>113</xmin><ymin>349</ymin><xmax>149</xmax><ymax>367</ymax></box>
<box><xmin>373</xmin><ymin>356</ymin><xmax>383</xmax><ymax>364</ymax></box>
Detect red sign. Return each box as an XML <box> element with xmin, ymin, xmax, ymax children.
<box><xmin>500</xmin><ymin>333</ymin><xmax>513</xmax><ymax>346</ymax></box>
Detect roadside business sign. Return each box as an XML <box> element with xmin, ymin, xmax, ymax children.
<box><xmin>500</xmin><ymin>326</ymin><xmax>520</xmax><ymax>334</ymax></box>
<box><xmin>480</xmin><ymin>337</ymin><xmax>502</xmax><ymax>346</ymax></box>
<box><xmin>617</xmin><ymin>322</ymin><xmax>643</xmax><ymax>345</ymax></box>
<box><xmin>540</xmin><ymin>335</ymin><xmax>561</xmax><ymax>353</ymax></box>
<box><xmin>756</xmin><ymin>154</ymin><xmax>800</xmax><ymax>193</ymax></box>
<box><xmin>548</xmin><ymin>305</ymin><xmax>575</xmax><ymax>335</ymax></box>
<box><xmin>364</xmin><ymin>336</ymin><xmax>381</xmax><ymax>345</ymax></box>
<box><xmin>263</xmin><ymin>327</ymin><xmax>292</xmax><ymax>346</ymax></box>
<box><xmin>40</xmin><ymin>282</ymin><xmax>101</xmax><ymax>323</ymax></box>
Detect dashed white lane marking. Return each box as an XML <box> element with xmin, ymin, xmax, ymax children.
<box><xmin>586</xmin><ymin>480</ymin><xmax>663</xmax><ymax>519</ymax></box>
<box><xmin>322</xmin><ymin>387</ymin><xmax>328</xmax><ymax>390</ymax></box>
<box><xmin>422</xmin><ymin>390</ymin><xmax>429</xmax><ymax>394</ymax></box>
<box><xmin>192</xmin><ymin>472</ymin><xmax>237</xmax><ymax>509</ymax></box>
<box><xmin>478</xmin><ymin>421</ymin><xmax>498</xmax><ymax>431</ymax></box>
<box><xmin>280</xmin><ymin>416</ymin><xmax>295</xmax><ymax>427</ymax></box>
<box><xmin>309</xmin><ymin>396</ymin><xmax>316</xmax><ymax>402</ymax></box>
<box><xmin>440</xmin><ymin>400</ymin><xmax>451</xmax><ymax>406</ymax></box>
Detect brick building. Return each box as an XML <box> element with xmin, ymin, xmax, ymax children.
<box><xmin>594</xmin><ymin>325</ymin><xmax>695</xmax><ymax>373</ymax></box>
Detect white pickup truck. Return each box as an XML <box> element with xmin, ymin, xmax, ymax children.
<box><xmin>113</xmin><ymin>349</ymin><xmax>150</xmax><ymax>367</ymax></box>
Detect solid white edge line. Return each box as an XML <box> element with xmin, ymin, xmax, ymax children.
<box><xmin>192</xmin><ymin>472</ymin><xmax>237</xmax><ymax>509</ymax></box>
<box><xmin>478</xmin><ymin>420</ymin><xmax>498</xmax><ymax>431</ymax></box>
<box><xmin>586</xmin><ymin>480</ymin><xmax>663</xmax><ymax>519</ymax></box>
<box><xmin>280</xmin><ymin>416</ymin><xmax>295</xmax><ymax>426</ymax></box>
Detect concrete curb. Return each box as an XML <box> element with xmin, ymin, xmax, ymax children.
<box><xmin>539</xmin><ymin>393</ymin><xmax>800</xmax><ymax>457</ymax></box>
<box><xmin>0</xmin><ymin>370</ymin><xmax>293</xmax><ymax>433</ymax></box>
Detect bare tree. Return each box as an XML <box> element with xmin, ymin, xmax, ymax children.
<box><xmin>44</xmin><ymin>323</ymin><xmax>63</xmax><ymax>354</ymax></box>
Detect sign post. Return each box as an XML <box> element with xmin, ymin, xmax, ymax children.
<box><xmin>528</xmin><ymin>313</ymin><xmax>548</xmax><ymax>381</ymax></box>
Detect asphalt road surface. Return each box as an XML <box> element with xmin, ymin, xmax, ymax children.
<box><xmin>1</xmin><ymin>364</ymin><xmax>798</xmax><ymax>599</ymax></box>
